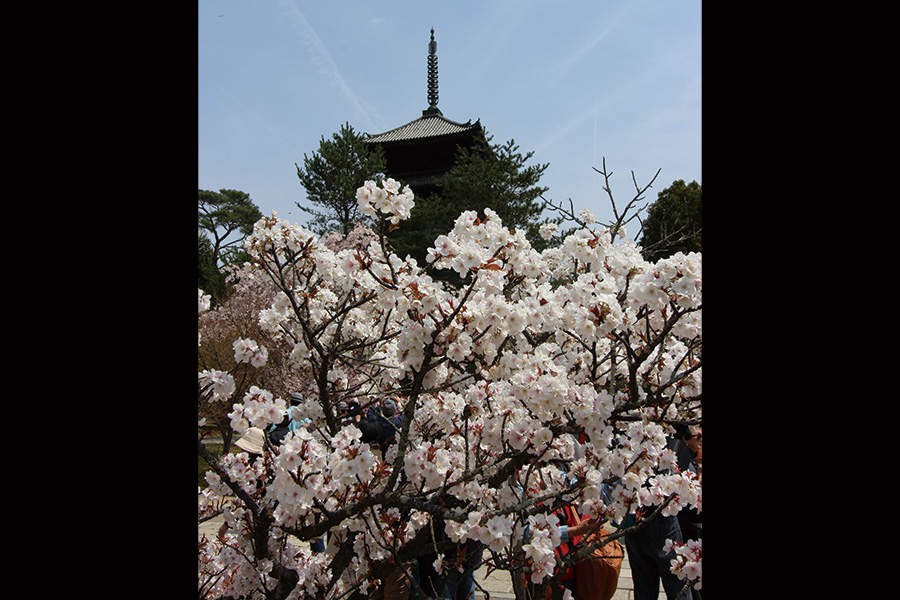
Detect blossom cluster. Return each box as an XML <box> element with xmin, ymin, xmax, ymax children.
<box><xmin>665</xmin><ymin>537</ymin><xmax>702</xmax><ymax>589</ymax></box>
<box><xmin>227</xmin><ymin>385</ymin><xmax>288</xmax><ymax>434</ymax></box>
<box><xmin>523</xmin><ymin>512</ymin><xmax>563</xmax><ymax>583</ymax></box>
<box><xmin>199</xmin><ymin>289</ymin><xmax>211</xmax><ymax>346</ymax></box>
<box><xmin>356</xmin><ymin>178</ymin><xmax>415</xmax><ymax>224</ymax></box>
<box><xmin>198</xmin><ymin>369</ymin><xmax>235</xmax><ymax>403</ymax></box>
<box><xmin>199</xmin><ymin>180</ymin><xmax>701</xmax><ymax>599</ymax></box>
<box><xmin>232</xmin><ymin>337</ymin><xmax>268</xmax><ymax>367</ymax></box>
<box><xmin>199</xmin><ymin>288</ymin><xmax>211</xmax><ymax>313</ymax></box>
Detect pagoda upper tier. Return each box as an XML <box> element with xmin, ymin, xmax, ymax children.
<box><xmin>366</xmin><ymin>29</ymin><xmax>485</xmax><ymax>197</ymax></box>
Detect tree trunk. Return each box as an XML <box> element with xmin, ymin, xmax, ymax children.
<box><xmin>217</xmin><ymin>416</ymin><xmax>234</xmax><ymax>453</ymax></box>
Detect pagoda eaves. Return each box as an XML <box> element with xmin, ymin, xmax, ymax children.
<box><xmin>366</xmin><ymin>112</ymin><xmax>481</xmax><ymax>144</ymax></box>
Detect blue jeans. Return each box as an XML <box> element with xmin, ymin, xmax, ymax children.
<box><xmin>443</xmin><ymin>569</ymin><xmax>475</xmax><ymax>600</ymax></box>
<box><xmin>625</xmin><ymin>513</ymin><xmax>692</xmax><ymax>600</ymax></box>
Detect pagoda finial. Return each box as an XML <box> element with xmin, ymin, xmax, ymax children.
<box><xmin>426</xmin><ymin>28</ymin><xmax>440</xmax><ymax>113</ymax></box>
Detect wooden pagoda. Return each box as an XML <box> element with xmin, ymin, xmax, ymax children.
<box><xmin>366</xmin><ymin>29</ymin><xmax>486</xmax><ymax>199</ymax></box>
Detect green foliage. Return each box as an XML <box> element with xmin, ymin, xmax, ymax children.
<box><xmin>199</xmin><ymin>234</ymin><xmax>226</xmax><ymax>300</ymax></box>
<box><xmin>198</xmin><ymin>188</ymin><xmax>263</xmax><ymax>303</ymax></box>
<box><xmin>295</xmin><ymin>122</ymin><xmax>387</xmax><ymax>235</ymax></box>
<box><xmin>198</xmin><ymin>189</ymin><xmax>263</xmax><ymax>265</ymax></box>
<box><xmin>639</xmin><ymin>179</ymin><xmax>702</xmax><ymax>262</ymax></box>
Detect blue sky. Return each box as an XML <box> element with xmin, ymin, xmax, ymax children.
<box><xmin>198</xmin><ymin>0</ymin><xmax>701</xmax><ymax>237</ymax></box>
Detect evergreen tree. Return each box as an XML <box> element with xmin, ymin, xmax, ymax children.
<box><xmin>198</xmin><ymin>188</ymin><xmax>263</xmax><ymax>267</ymax></box>
<box><xmin>198</xmin><ymin>188</ymin><xmax>263</xmax><ymax>303</ymax></box>
<box><xmin>199</xmin><ymin>233</ymin><xmax>225</xmax><ymax>300</ymax></box>
<box><xmin>639</xmin><ymin>179</ymin><xmax>702</xmax><ymax>262</ymax></box>
<box><xmin>296</xmin><ymin>122</ymin><xmax>387</xmax><ymax>235</ymax></box>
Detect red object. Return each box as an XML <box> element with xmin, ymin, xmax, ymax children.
<box><xmin>554</xmin><ymin>505</ymin><xmax>581</xmax><ymax>581</ymax></box>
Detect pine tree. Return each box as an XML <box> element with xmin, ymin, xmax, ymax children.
<box><xmin>295</xmin><ymin>122</ymin><xmax>387</xmax><ymax>235</ymax></box>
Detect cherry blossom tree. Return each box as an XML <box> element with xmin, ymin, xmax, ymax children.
<box><xmin>199</xmin><ymin>224</ymin><xmax>379</xmax><ymax>452</ymax></box>
<box><xmin>198</xmin><ymin>172</ymin><xmax>701</xmax><ymax>600</ymax></box>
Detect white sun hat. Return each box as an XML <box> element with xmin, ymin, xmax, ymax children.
<box><xmin>234</xmin><ymin>427</ymin><xmax>266</xmax><ymax>455</ymax></box>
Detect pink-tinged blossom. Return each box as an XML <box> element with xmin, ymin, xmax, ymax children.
<box><xmin>233</xmin><ymin>338</ymin><xmax>268</xmax><ymax>367</ymax></box>
<box><xmin>539</xmin><ymin>222</ymin><xmax>558</xmax><ymax>240</ymax></box>
<box><xmin>199</xmin><ymin>288</ymin><xmax>211</xmax><ymax>313</ymax></box>
<box><xmin>356</xmin><ymin>178</ymin><xmax>415</xmax><ymax>224</ymax></box>
<box><xmin>338</xmin><ymin>250</ymin><xmax>362</xmax><ymax>275</ymax></box>
<box><xmin>665</xmin><ymin>538</ymin><xmax>702</xmax><ymax>588</ymax></box>
<box><xmin>431</xmin><ymin>234</ymin><xmax>459</xmax><ymax>257</ymax></box>
<box><xmin>199</xmin><ymin>369</ymin><xmax>235</xmax><ymax>402</ymax></box>
<box><xmin>481</xmin><ymin>515</ymin><xmax>514</xmax><ymax>553</ymax></box>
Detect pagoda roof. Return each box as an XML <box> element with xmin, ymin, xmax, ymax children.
<box><xmin>366</xmin><ymin>109</ymin><xmax>482</xmax><ymax>144</ymax></box>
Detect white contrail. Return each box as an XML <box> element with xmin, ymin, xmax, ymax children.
<box><xmin>276</xmin><ymin>0</ymin><xmax>380</xmax><ymax>132</ymax></box>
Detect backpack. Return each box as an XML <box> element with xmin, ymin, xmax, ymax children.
<box><xmin>574</xmin><ymin>529</ymin><xmax>624</xmax><ymax>600</ymax></box>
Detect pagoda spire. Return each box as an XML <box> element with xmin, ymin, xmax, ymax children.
<box><xmin>424</xmin><ymin>28</ymin><xmax>441</xmax><ymax>115</ymax></box>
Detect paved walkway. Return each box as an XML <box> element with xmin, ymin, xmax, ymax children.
<box><xmin>199</xmin><ymin>513</ymin><xmax>634</xmax><ymax>599</ymax></box>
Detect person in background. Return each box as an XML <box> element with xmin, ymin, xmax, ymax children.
<box><xmin>670</xmin><ymin>424</ymin><xmax>702</xmax><ymax>543</ymax></box>
<box><xmin>355</xmin><ymin>398</ymin><xmax>412</xmax><ymax>599</ymax></box>
<box><xmin>546</xmin><ymin>504</ymin><xmax>602</xmax><ymax>600</ymax></box>
<box><xmin>269</xmin><ymin>393</ymin><xmax>311</xmax><ymax>446</ymax></box>
<box><xmin>443</xmin><ymin>537</ymin><xmax>484</xmax><ymax>600</ymax></box>
<box><xmin>619</xmin><ymin>424</ymin><xmax>700</xmax><ymax>600</ymax></box>
<box><xmin>624</xmin><ymin>506</ymin><xmax>692</xmax><ymax>600</ymax></box>
<box><xmin>669</xmin><ymin>424</ymin><xmax>700</xmax><ymax>475</ymax></box>
<box><xmin>343</xmin><ymin>400</ymin><xmax>362</xmax><ymax>425</ymax></box>
<box><xmin>363</xmin><ymin>399</ymin><xmax>404</xmax><ymax>455</ymax></box>
<box><xmin>232</xmin><ymin>427</ymin><xmax>269</xmax><ymax>498</ymax></box>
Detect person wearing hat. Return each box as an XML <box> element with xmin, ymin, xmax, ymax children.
<box><xmin>268</xmin><ymin>393</ymin><xmax>313</xmax><ymax>446</ymax></box>
<box><xmin>235</xmin><ymin>427</ymin><xmax>266</xmax><ymax>457</ymax></box>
